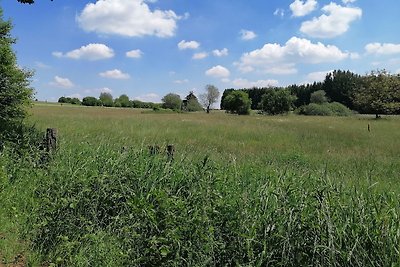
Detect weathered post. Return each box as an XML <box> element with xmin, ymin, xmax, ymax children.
<box><xmin>167</xmin><ymin>144</ymin><xmax>175</xmax><ymax>160</ymax></box>
<box><xmin>45</xmin><ymin>128</ymin><xmax>58</xmax><ymax>153</ymax></box>
<box><xmin>368</xmin><ymin>123</ymin><xmax>370</xmax><ymax>132</ymax></box>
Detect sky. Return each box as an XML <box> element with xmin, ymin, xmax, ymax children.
<box><xmin>2</xmin><ymin>0</ymin><xmax>400</xmax><ymax>103</ymax></box>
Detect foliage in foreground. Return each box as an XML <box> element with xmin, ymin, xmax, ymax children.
<box><xmin>1</xmin><ymin>142</ymin><xmax>399</xmax><ymax>266</ymax></box>
<box><xmin>0</xmin><ymin>7</ymin><xmax>34</xmax><ymax>141</ymax></box>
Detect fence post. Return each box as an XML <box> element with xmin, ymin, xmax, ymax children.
<box><xmin>46</xmin><ymin>128</ymin><xmax>58</xmax><ymax>153</ymax></box>
<box><xmin>167</xmin><ymin>144</ymin><xmax>175</xmax><ymax>160</ymax></box>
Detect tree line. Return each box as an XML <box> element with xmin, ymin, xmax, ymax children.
<box><xmin>221</xmin><ymin>70</ymin><xmax>400</xmax><ymax>117</ymax></box>
<box><xmin>58</xmin><ymin>85</ymin><xmax>220</xmax><ymax>113</ymax></box>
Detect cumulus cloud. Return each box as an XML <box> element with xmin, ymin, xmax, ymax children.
<box><xmin>240</xmin><ymin>30</ymin><xmax>257</xmax><ymax>41</ymax></box>
<box><xmin>205</xmin><ymin>65</ymin><xmax>231</xmax><ymax>78</ymax></box>
<box><xmin>126</xmin><ymin>49</ymin><xmax>143</xmax><ymax>58</ymax></box>
<box><xmin>77</xmin><ymin>0</ymin><xmax>181</xmax><ymax>38</ymax></box>
<box><xmin>53</xmin><ymin>44</ymin><xmax>114</xmax><ymax>61</ymax></box>
<box><xmin>178</xmin><ymin>40</ymin><xmax>200</xmax><ymax>50</ymax></box>
<box><xmin>213</xmin><ymin>48</ymin><xmax>228</xmax><ymax>57</ymax></box>
<box><xmin>173</xmin><ymin>79</ymin><xmax>189</xmax><ymax>84</ymax></box>
<box><xmin>99</xmin><ymin>69</ymin><xmax>130</xmax><ymax>80</ymax></box>
<box><xmin>237</xmin><ymin>37</ymin><xmax>349</xmax><ymax>74</ymax></box>
<box><xmin>100</xmin><ymin>88</ymin><xmax>113</xmax><ymax>94</ymax></box>
<box><xmin>300</xmin><ymin>3</ymin><xmax>362</xmax><ymax>38</ymax></box>
<box><xmin>290</xmin><ymin>0</ymin><xmax>317</xmax><ymax>17</ymax></box>
<box><xmin>365</xmin><ymin>43</ymin><xmax>400</xmax><ymax>55</ymax></box>
<box><xmin>193</xmin><ymin>52</ymin><xmax>208</xmax><ymax>60</ymax></box>
<box><xmin>134</xmin><ymin>93</ymin><xmax>160</xmax><ymax>102</ymax></box>
<box><xmin>306</xmin><ymin>70</ymin><xmax>333</xmax><ymax>83</ymax></box>
<box><xmin>342</xmin><ymin>0</ymin><xmax>356</xmax><ymax>4</ymax></box>
<box><xmin>232</xmin><ymin>78</ymin><xmax>279</xmax><ymax>88</ymax></box>
<box><xmin>50</xmin><ymin>76</ymin><xmax>74</xmax><ymax>88</ymax></box>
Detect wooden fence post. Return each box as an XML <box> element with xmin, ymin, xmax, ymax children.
<box><xmin>46</xmin><ymin>128</ymin><xmax>58</xmax><ymax>153</ymax></box>
<box><xmin>167</xmin><ymin>144</ymin><xmax>175</xmax><ymax>160</ymax></box>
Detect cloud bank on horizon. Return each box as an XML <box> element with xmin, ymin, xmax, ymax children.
<box><xmin>2</xmin><ymin>0</ymin><xmax>400</xmax><ymax>102</ymax></box>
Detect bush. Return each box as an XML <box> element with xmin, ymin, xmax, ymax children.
<box><xmin>297</xmin><ymin>102</ymin><xmax>352</xmax><ymax>116</ymax></box>
<box><xmin>327</xmin><ymin>102</ymin><xmax>353</xmax><ymax>116</ymax></box>
<box><xmin>222</xmin><ymin>91</ymin><xmax>251</xmax><ymax>115</ymax></box>
<box><xmin>260</xmin><ymin>89</ymin><xmax>296</xmax><ymax>115</ymax></box>
<box><xmin>162</xmin><ymin>93</ymin><xmax>182</xmax><ymax>110</ymax></box>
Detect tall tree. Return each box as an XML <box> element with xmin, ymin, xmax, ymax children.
<box><xmin>116</xmin><ymin>94</ymin><xmax>131</xmax><ymax>108</ymax></box>
<box><xmin>260</xmin><ymin>89</ymin><xmax>296</xmax><ymax>115</ymax></box>
<box><xmin>99</xmin><ymin>92</ymin><xmax>114</xmax><ymax>107</ymax></box>
<box><xmin>323</xmin><ymin>70</ymin><xmax>361</xmax><ymax>109</ymax></box>
<box><xmin>222</xmin><ymin>90</ymin><xmax>252</xmax><ymax>115</ymax></box>
<box><xmin>0</xmin><ymin>7</ymin><xmax>34</xmax><ymax>139</ymax></box>
<box><xmin>200</xmin><ymin>84</ymin><xmax>219</xmax><ymax>113</ymax></box>
<box><xmin>162</xmin><ymin>93</ymin><xmax>182</xmax><ymax>110</ymax></box>
<box><xmin>353</xmin><ymin>70</ymin><xmax>400</xmax><ymax>118</ymax></box>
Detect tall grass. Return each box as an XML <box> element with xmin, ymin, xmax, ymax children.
<box><xmin>1</xmin><ymin>104</ymin><xmax>399</xmax><ymax>266</ymax></box>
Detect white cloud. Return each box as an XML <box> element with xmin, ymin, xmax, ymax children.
<box><xmin>100</xmin><ymin>87</ymin><xmax>113</xmax><ymax>94</ymax></box>
<box><xmin>240</xmin><ymin>30</ymin><xmax>257</xmax><ymax>41</ymax></box>
<box><xmin>50</xmin><ymin>76</ymin><xmax>74</xmax><ymax>88</ymax></box>
<box><xmin>342</xmin><ymin>0</ymin><xmax>356</xmax><ymax>4</ymax></box>
<box><xmin>350</xmin><ymin>52</ymin><xmax>360</xmax><ymax>59</ymax></box>
<box><xmin>134</xmin><ymin>93</ymin><xmax>160</xmax><ymax>102</ymax></box>
<box><xmin>274</xmin><ymin>8</ymin><xmax>285</xmax><ymax>17</ymax></box>
<box><xmin>53</xmin><ymin>44</ymin><xmax>114</xmax><ymax>61</ymax></box>
<box><xmin>290</xmin><ymin>0</ymin><xmax>317</xmax><ymax>17</ymax></box>
<box><xmin>99</xmin><ymin>69</ymin><xmax>130</xmax><ymax>80</ymax></box>
<box><xmin>174</xmin><ymin>79</ymin><xmax>189</xmax><ymax>84</ymax></box>
<box><xmin>237</xmin><ymin>37</ymin><xmax>349</xmax><ymax>74</ymax></box>
<box><xmin>205</xmin><ymin>65</ymin><xmax>231</xmax><ymax>78</ymax></box>
<box><xmin>126</xmin><ymin>49</ymin><xmax>143</xmax><ymax>58</ymax></box>
<box><xmin>66</xmin><ymin>93</ymin><xmax>83</xmax><ymax>100</ymax></box>
<box><xmin>77</xmin><ymin>0</ymin><xmax>181</xmax><ymax>38</ymax></box>
<box><xmin>193</xmin><ymin>52</ymin><xmax>208</xmax><ymax>60</ymax></box>
<box><xmin>212</xmin><ymin>48</ymin><xmax>228</xmax><ymax>57</ymax></box>
<box><xmin>365</xmin><ymin>43</ymin><xmax>400</xmax><ymax>55</ymax></box>
<box><xmin>178</xmin><ymin>40</ymin><xmax>200</xmax><ymax>50</ymax></box>
<box><xmin>306</xmin><ymin>70</ymin><xmax>333</xmax><ymax>83</ymax></box>
<box><xmin>300</xmin><ymin>3</ymin><xmax>362</xmax><ymax>38</ymax></box>
<box><xmin>35</xmin><ymin>61</ymin><xmax>51</xmax><ymax>69</ymax></box>
<box><xmin>232</xmin><ymin>78</ymin><xmax>279</xmax><ymax>88</ymax></box>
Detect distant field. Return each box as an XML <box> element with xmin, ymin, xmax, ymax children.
<box><xmin>30</xmin><ymin>103</ymin><xmax>400</xmax><ymax>189</ymax></box>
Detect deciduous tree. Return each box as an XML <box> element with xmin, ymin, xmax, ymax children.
<box><xmin>222</xmin><ymin>90</ymin><xmax>251</xmax><ymax>115</ymax></box>
<box><xmin>0</xmin><ymin>7</ymin><xmax>34</xmax><ymax>138</ymax></box>
<box><xmin>260</xmin><ymin>89</ymin><xmax>296</xmax><ymax>115</ymax></box>
<box><xmin>162</xmin><ymin>93</ymin><xmax>182</xmax><ymax>110</ymax></box>
<box><xmin>200</xmin><ymin>85</ymin><xmax>219</xmax><ymax>113</ymax></box>
<box><xmin>353</xmin><ymin>70</ymin><xmax>400</xmax><ymax>118</ymax></box>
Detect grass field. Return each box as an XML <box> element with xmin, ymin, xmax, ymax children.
<box><xmin>1</xmin><ymin>103</ymin><xmax>400</xmax><ymax>266</ymax></box>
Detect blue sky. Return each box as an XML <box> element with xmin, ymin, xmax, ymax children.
<box><xmin>2</xmin><ymin>0</ymin><xmax>400</xmax><ymax>103</ymax></box>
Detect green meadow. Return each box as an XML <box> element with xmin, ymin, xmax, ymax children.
<box><xmin>1</xmin><ymin>103</ymin><xmax>400</xmax><ymax>266</ymax></box>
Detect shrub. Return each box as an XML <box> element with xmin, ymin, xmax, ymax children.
<box><xmin>222</xmin><ymin>91</ymin><xmax>251</xmax><ymax>115</ymax></box>
<box><xmin>297</xmin><ymin>102</ymin><xmax>352</xmax><ymax>116</ymax></box>
<box><xmin>327</xmin><ymin>102</ymin><xmax>353</xmax><ymax>116</ymax></box>
<box><xmin>162</xmin><ymin>93</ymin><xmax>182</xmax><ymax>110</ymax></box>
<box><xmin>260</xmin><ymin>89</ymin><xmax>296</xmax><ymax>115</ymax></box>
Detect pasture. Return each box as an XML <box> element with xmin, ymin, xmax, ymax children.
<box><xmin>1</xmin><ymin>103</ymin><xmax>400</xmax><ymax>266</ymax></box>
